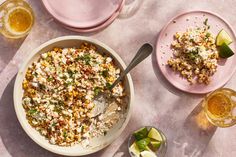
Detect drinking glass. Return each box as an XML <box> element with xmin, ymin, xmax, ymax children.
<box><xmin>0</xmin><ymin>0</ymin><xmax>34</xmax><ymax>38</ymax></box>
<box><xmin>202</xmin><ymin>88</ymin><xmax>236</xmax><ymax>127</ymax></box>
<box><xmin>119</xmin><ymin>0</ymin><xmax>143</xmax><ymax>18</ymax></box>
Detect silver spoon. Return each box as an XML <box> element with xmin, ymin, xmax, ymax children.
<box><xmin>91</xmin><ymin>43</ymin><xmax>153</xmax><ymax>117</ymax></box>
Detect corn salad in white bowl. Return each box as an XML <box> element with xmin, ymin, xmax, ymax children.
<box><xmin>14</xmin><ymin>36</ymin><xmax>134</xmax><ymax>156</ymax></box>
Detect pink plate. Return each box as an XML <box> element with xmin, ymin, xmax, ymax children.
<box><xmin>156</xmin><ymin>10</ymin><xmax>236</xmax><ymax>94</ymax></box>
<box><xmin>42</xmin><ymin>0</ymin><xmax>123</xmax><ymax>28</ymax></box>
<box><xmin>62</xmin><ymin>0</ymin><xmax>125</xmax><ymax>33</ymax></box>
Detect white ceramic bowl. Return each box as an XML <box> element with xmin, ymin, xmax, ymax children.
<box><xmin>14</xmin><ymin>36</ymin><xmax>134</xmax><ymax>156</ymax></box>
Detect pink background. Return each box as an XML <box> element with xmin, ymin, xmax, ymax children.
<box><xmin>0</xmin><ymin>0</ymin><xmax>235</xmax><ymax>157</ymax></box>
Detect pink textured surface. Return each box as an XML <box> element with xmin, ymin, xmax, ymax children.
<box><xmin>0</xmin><ymin>0</ymin><xmax>235</xmax><ymax>157</ymax></box>
<box><xmin>156</xmin><ymin>11</ymin><xmax>236</xmax><ymax>94</ymax></box>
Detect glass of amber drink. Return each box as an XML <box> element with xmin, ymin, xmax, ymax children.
<box><xmin>0</xmin><ymin>0</ymin><xmax>34</xmax><ymax>39</ymax></box>
<box><xmin>203</xmin><ymin>88</ymin><xmax>236</xmax><ymax>127</ymax></box>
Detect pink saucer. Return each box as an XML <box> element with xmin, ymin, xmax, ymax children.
<box><xmin>63</xmin><ymin>0</ymin><xmax>125</xmax><ymax>33</ymax></box>
<box><xmin>156</xmin><ymin>10</ymin><xmax>236</xmax><ymax>94</ymax></box>
<box><xmin>42</xmin><ymin>0</ymin><xmax>123</xmax><ymax>28</ymax></box>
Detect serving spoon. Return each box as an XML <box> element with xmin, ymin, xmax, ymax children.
<box><xmin>91</xmin><ymin>43</ymin><xmax>153</xmax><ymax>117</ymax></box>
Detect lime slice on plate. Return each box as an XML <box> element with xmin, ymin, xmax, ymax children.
<box><xmin>216</xmin><ymin>29</ymin><xmax>233</xmax><ymax>46</ymax></box>
<box><xmin>129</xmin><ymin>142</ymin><xmax>141</xmax><ymax>157</ymax></box>
<box><xmin>148</xmin><ymin>128</ymin><xmax>162</xmax><ymax>141</ymax></box>
<box><xmin>136</xmin><ymin>138</ymin><xmax>151</xmax><ymax>151</ymax></box>
<box><xmin>150</xmin><ymin>141</ymin><xmax>161</xmax><ymax>150</ymax></box>
<box><xmin>133</xmin><ymin>127</ymin><xmax>148</xmax><ymax>140</ymax></box>
<box><xmin>140</xmin><ymin>151</ymin><xmax>157</xmax><ymax>157</ymax></box>
<box><xmin>219</xmin><ymin>42</ymin><xmax>234</xmax><ymax>58</ymax></box>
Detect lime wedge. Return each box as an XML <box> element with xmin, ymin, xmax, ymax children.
<box><xmin>216</xmin><ymin>29</ymin><xmax>233</xmax><ymax>46</ymax></box>
<box><xmin>148</xmin><ymin>128</ymin><xmax>162</xmax><ymax>141</ymax></box>
<box><xmin>136</xmin><ymin>138</ymin><xmax>151</xmax><ymax>151</ymax></box>
<box><xmin>219</xmin><ymin>42</ymin><xmax>234</xmax><ymax>58</ymax></box>
<box><xmin>133</xmin><ymin>127</ymin><xmax>148</xmax><ymax>140</ymax></box>
<box><xmin>129</xmin><ymin>142</ymin><xmax>141</xmax><ymax>157</ymax></box>
<box><xmin>150</xmin><ymin>141</ymin><xmax>161</xmax><ymax>150</ymax></box>
<box><xmin>140</xmin><ymin>151</ymin><xmax>157</xmax><ymax>157</ymax></box>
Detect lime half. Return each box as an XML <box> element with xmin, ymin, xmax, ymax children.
<box><xmin>216</xmin><ymin>29</ymin><xmax>233</xmax><ymax>46</ymax></box>
<box><xmin>148</xmin><ymin>128</ymin><xmax>163</xmax><ymax>141</ymax></box>
<box><xmin>150</xmin><ymin>141</ymin><xmax>161</xmax><ymax>150</ymax></box>
<box><xmin>129</xmin><ymin>142</ymin><xmax>141</xmax><ymax>157</ymax></box>
<box><xmin>133</xmin><ymin>127</ymin><xmax>148</xmax><ymax>140</ymax></box>
<box><xmin>219</xmin><ymin>43</ymin><xmax>234</xmax><ymax>58</ymax></box>
<box><xmin>136</xmin><ymin>138</ymin><xmax>151</xmax><ymax>151</ymax></box>
<box><xmin>140</xmin><ymin>151</ymin><xmax>157</xmax><ymax>157</ymax></box>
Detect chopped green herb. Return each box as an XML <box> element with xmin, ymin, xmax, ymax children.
<box><xmin>54</xmin><ymin>106</ymin><xmax>62</xmax><ymax>113</ymax></box>
<box><xmin>63</xmin><ymin>131</ymin><xmax>67</xmax><ymax>138</ymax></box>
<box><xmin>102</xmin><ymin>70</ymin><xmax>109</xmax><ymax>77</ymax></box>
<box><xmin>67</xmin><ymin>69</ymin><xmax>74</xmax><ymax>77</ymax></box>
<box><xmin>75</xmin><ymin>56</ymin><xmax>81</xmax><ymax>61</ymax></box>
<box><xmin>83</xmin><ymin>54</ymin><xmax>91</xmax><ymax>65</ymax></box>
<box><xmin>76</xmin><ymin>54</ymin><xmax>91</xmax><ymax>65</ymax></box>
<box><xmin>61</xmin><ymin>75</ymin><xmax>67</xmax><ymax>80</ymax></box>
<box><xmin>203</xmin><ymin>18</ymin><xmax>210</xmax><ymax>30</ymax></box>
<box><xmin>106</xmin><ymin>83</ymin><xmax>112</xmax><ymax>89</ymax></box>
<box><xmin>206</xmin><ymin>32</ymin><xmax>211</xmax><ymax>38</ymax></box>
<box><xmin>190</xmin><ymin>39</ymin><xmax>194</xmax><ymax>43</ymax></box>
<box><xmin>188</xmin><ymin>47</ymin><xmax>199</xmax><ymax>60</ymax></box>
<box><xmin>58</xmin><ymin>100</ymin><xmax>64</xmax><ymax>106</ymax></box>
<box><xmin>28</xmin><ymin>109</ymin><xmax>37</xmax><ymax>114</ymax></box>
<box><xmin>65</xmin><ymin>81</ymin><xmax>73</xmax><ymax>86</ymax></box>
<box><xmin>46</xmin><ymin>56</ymin><xmax>51</xmax><ymax>62</ymax></box>
<box><xmin>52</xmin><ymin>122</ymin><xmax>56</xmax><ymax>127</ymax></box>
<box><xmin>30</xmin><ymin>99</ymin><xmax>34</xmax><ymax>104</ymax></box>
<box><xmin>94</xmin><ymin>87</ymin><xmax>101</xmax><ymax>95</ymax></box>
<box><xmin>81</xmin><ymin>126</ymin><xmax>84</xmax><ymax>133</ymax></box>
<box><xmin>47</xmin><ymin>77</ymin><xmax>53</xmax><ymax>81</ymax></box>
<box><xmin>203</xmin><ymin>18</ymin><xmax>208</xmax><ymax>25</ymax></box>
<box><xmin>38</xmin><ymin>83</ymin><xmax>46</xmax><ymax>90</ymax></box>
<box><xmin>32</xmin><ymin>73</ymin><xmax>38</xmax><ymax>77</ymax></box>
<box><xmin>188</xmin><ymin>53</ymin><xmax>196</xmax><ymax>60</ymax></box>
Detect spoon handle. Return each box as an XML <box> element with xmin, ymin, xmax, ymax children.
<box><xmin>109</xmin><ymin>43</ymin><xmax>153</xmax><ymax>90</ymax></box>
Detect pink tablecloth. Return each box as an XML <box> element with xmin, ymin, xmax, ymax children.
<box><xmin>0</xmin><ymin>0</ymin><xmax>235</xmax><ymax>157</ymax></box>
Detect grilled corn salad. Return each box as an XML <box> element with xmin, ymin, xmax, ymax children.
<box><xmin>167</xmin><ymin>25</ymin><xmax>219</xmax><ymax>84</ymax></box>
<box><xmin>22</xmin><ymin>43</ymin><xmax>127</xmax><ymax>146</ymax></box>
